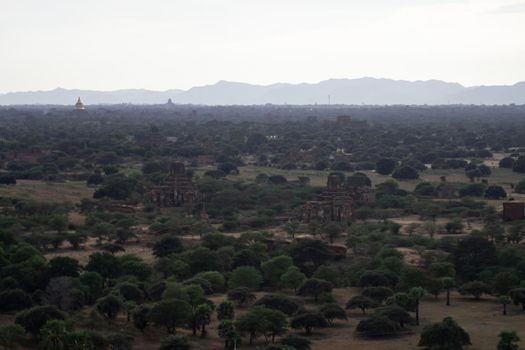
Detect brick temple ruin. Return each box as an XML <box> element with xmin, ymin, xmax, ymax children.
<box><xmin>502</xmin><ymin>202</ymin><xmax>525</xmax><ymax>221</ymax></box>
<box><xmin>301</xmin><ymin>174</ymin><xmax>375</xmax><ymax>223</ymax></box>
<box><xmin>148</xmin><ymin>162</ymin><xmax>199</xmax><ymax>211</ymax></box>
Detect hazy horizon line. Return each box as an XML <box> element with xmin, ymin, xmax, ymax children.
<box><xmin>2</xmin><ymin>76</ymin><xmax>525</xmax><ymax>95</ymax></box>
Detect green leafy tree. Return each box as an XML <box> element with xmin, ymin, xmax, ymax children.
<box><xmin>123</xmin><ymin>300</ymin><xmax>137</xmax><ymax>322</ymax></box>
<box><xmin>153</xmin><ymin>236</ymin><xmax>183</xmax><ymax>258</ymax></box>
<box><xmin>93</xmin><ymin>174</ymin><xmax>138</xmax><ymax>200</ymax></box>
<box><xmin>375</xmin><ymin>305</ymin><xmax>413</xmax><ymax>328</ymax></box>
<box><xmin>426</xmin><ymin>278</ymin><xmax>444</xmax><ymax>299</ymax></box>
<box><xmin>422</xmin><ymin>221</ymin><xmax>438</xmax><ymax>239</ymax></box>
<box><xmin>228</xmin><ymin>266</ymin><xmax>263</xmax><ymax>290</ymax></box>
<box><xmin>312</xmin><ymin>265</ymin><xmax>341</xmax><ymax>288</ymax></box>
<box><xmin>284</xmin><ymin>219</ymin><xmax>300</xmax><ymax>239</ymax></box>
<box><xmin>132</xmin><ymin>305</ymin><xmax>151</xmax><ymax>332</ymax></box>
<box><xmin>482</xmin><ymin>223</ymin><xmax>505</xmax><ymax>243</ymax></box>
<box><xmin>102</xmin><ymin>243</ymin><xmax>125</xmax><ymax>255</ymax></box>
<box><xmin>445</xmin><ymin>219</ymin><xmax>464</xmax><ymax>234</ymax></box>
<box><xmin>280</xmin><ymin>334</ymin><xmax>312</xmax><ymax>350</ymax></box>
<box><xmin>485</xmin><ymin>185</ymin><xmax>507</xmax><ymax>199</ymax></box>
<box><xmin>193</xmin><ymin>303</ymin><xmax>214</xmax><ymax>337</ymax></box>
<box><xmin>376</xmin><ymin>159</ymin><xmax>397</xmax><ymax>175</ymax></box>
<box><xmin>232</xmin><ymin>249</ymin><xmax>261</xmax><ymax>269</ymax></box>
<box><xmin>116</xmin><ymin>282</ymin><xmax>144</xmax><ymax>304</ymax></box>
<box><xmin>429</xmin><ymin>262</ymin><xmax>456</xmax><ymax>278</ymax></box>
<box><xmin>452</xmin><ymin>236</ymin><xmax>496</xmax><ymax>279</ymax></box>
<box><xmin>254</xmin><ymin>294</ymin><xmax>300</xmax><ymax>316</ymax></box>
<box><xmin>319</xmin><ymin>303</ymin><xmax>348</xmax><ymax>326</ymax></box>
<box><xmin>149</xmin><ymin>299</ymin><xmax>192</xmax><ymax>334</ymax></box>
<box><xmin>50</xmin><ymin>234</ymin><xmax>66</xmax><ymax>250</ymax></box>
<box><xmin>185</xmin><ymin>247</ymin><xmax>222</xmax><ymax>274</ymax></box>
<box><xmin>217</xmin><ymin>301</ymin><xmax>235</xmax><ymax>321</ymax></box>
<box><xmin>39</xmin><ymin>320</ymin><xmax>70</xmax><ymax>350</ymax></box>
<box><xmin>392</xmin><ymin>166</ymin><xmax>419</xmax><ymax>180</ymax></box>
<box><xmin>507</xmin><ymin>224</ymin><xmax>525</xmax><ymax>244</ymax></box>
<box><xmin>0</xmin><ymin>324</ymin><xmax>25</xmax><ymax>350</ymax></box>
<box><xmin>492</xmin><ymin>272</ymin><xmax>520</xmax><ymax>296</ymax></box>
<box><xmin>362</xmin><ymin>286</ymin><xmax>394</xmax><ymax>304</ymax></box>
<box><xmin>260</xmin><ymin>308</ymin><xmax>288</xmax><ymax>343</ymax></box>
<box><xmin>509</xmin><ymin>288</ymin><xmax>525</xmax><ymax>311</ymax></box>
<box><xmin>218</xmin><ymin>320</ymin><xmax>240</xmax><ymax>350</ymax></box>
<box><xmin>346</xmin><ymin>295</ymin><xmax>375</xmax><ymax>314</ymax></box>
<box><xmin>290</xmin><ymin>312</ymin><xmax>328</xmax><ymax>335</ymax></box>
<box><xmin>307</xmin><ymin>220</ymin><xmax>321</xmax><ymax>237</ymax></box>
<box><xmin>356</xmin><ymin>315</ymin><xmax>400</xmax><ymax>338</ymax></box>
<box><xmin>262</xmin><ymin>255</ymin><xmax>293</xmax><ymax>286</ymax></box>
<box><xmin>185</xmin><ymin>284</ymin><xmax>207</xmax><ymax>309</ymax></box>
<box><xmin>324</xmin><ymin>222</ymin><xmax>342</xmax><ymax>244</ymax></box>
<box><xmin>289</xmin><ymin>240</ymin><xmax>333</xmax><ymax>275</ymax></box>
<box><xmin>194</xmin><ymin>271</ymin><xmax>226</xmax><ymax>292</ymax></box>
<box><xmin>85</xmin><ymin>252</ymin><xmax>121</xmax><ymax>281</ymax></box>
<box><xmin>191</xmin><ymin>220</ymin><xmax>210</xmax><ymax>238</ymax></box>
<box><xmin>418</xmin><ymin>317</ymin><xmax>471</xmax><ymax>350</ymax></box>
<box><xmin>386</xmin><ymin>292</ymin><xmax>416</xmax><ymax>312</ymax></box>
<box><xmin>515</xmin><ymin>179</ymin><xmax>525</xmax><ymax>194</ymax></box>
<box><xmin>79</xmin><ymin>271</ymin><xmax>104</xmax><ymax>304</ymax></box>
<box><xmin>92</xmin><ymin>222</ymin><xmax>115</xmax><ymax>244</ymax></box>
<box><xmin>95</xmin><ymin>295</ymin><xmax>123</xmax><ymax>321</ymax></box>
<box><xmin>120</xmin><ymin>254</ymin><xmax>152</xmax><ymax>281</ymax></box>
<box><xmin>227</xmin><ymin>287</ymin><xmax>256</xmax><ymax>307</ymax></box>
<box><xmin>499</xmin><ymin>157</ymin><xmax>515</xmax><ymax>169</ymax></box>
<box><xmin>297</xmin><ymin>278</ymin><xmax>332</xmax><ymax>302</ymax></box>
<box><xmin>280</xmin><ymin>266</ymin><xmax>306</xmax><ymax>293</ymax></box>
<box><xmin>234</xmin><ymin>307</ymin><xmax>269</xmax><ymax>345</ymax></box>
<box><xmin>66</xmin><ymin>233</ymin><xmax>87</xmax><ymax>250</ymax></box>
<box><xmin>48</xmin><ymin>256</ymin><xmax>80</xmax><ymax>278</ymax></box>
<box><xmin>159</xmin><ymin>335</ymin><xmax>191</xmax><ymax>350</ymax></box>
<box><xmin>359</xmin><ymin>270</ymin><xmax>399</xmax><ymax>288</ymax></box>
<box><xmin>15</xmin><ymin>305</ymin><xmax>65</xmax><ymax>337</ymax></box>
<box><xmin>458</xmin><ymin>281</ymin><xmax>491</xmax><ymax>300</ymax></box>
<box><xmin>442</xmin><ymin>277</ymin><xmax>455</xmax><ymax>306</ymax></box>
<box><xmin>0</xmin><ymin>174</ymin><xmax>16</xmax><ymax>185</ymax></box>
<box><xmin>0</xmin><ymin>289</ymin><xmax>33</xmax><ymax>312</ymax></box>
<box><xmin>497</xmin><ymin>331</ymin><xmax>520</xmax><ymax>350</ymax></box>
<box><xmin>499</xmin><ymin>296</ymin><xmax>512</xmax><ymax>316</ymax></box>
<box><xmin>512</xmin><ymin>156</ymin><xmax>525</xmax><ymax>173</ymax></box>
<box><xmin>49</xmin><ymin>215</ymin><xmax>68</xmax><ymax>234</ymax></box>
<box><xmin>409</xmin><ymin>287</ymin><xmax>425</xmax><ymax>326</ymax></box>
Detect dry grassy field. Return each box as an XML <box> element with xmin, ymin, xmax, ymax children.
<box><xmin>58</xmin><ymin>288</ymin><xmax>525</xmax><ymax>350</ymax></box>
<box><xmin>311</xmin><ymin>289</ymin><xmax>525</xmax><ymax>350</ymax></box>
<box><xmin>220</xmin><ymin>163</ymin><xmax>525</xmax><ymax>193</ymax></box>
<box><xmin>0</xmin><ymin>180</ymin><xmax>93</xmax><ymax>203</ymax></box>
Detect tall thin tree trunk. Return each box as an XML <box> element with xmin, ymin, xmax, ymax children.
<box><xmin>415</xmin><ymin>300</ymin><xmax>420</xmax><ymax>325</ymax></box>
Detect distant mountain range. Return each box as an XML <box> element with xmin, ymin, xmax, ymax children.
<box><xmin>1</xmin><ymin>78</ymin><xmax>525</xmax><ymax>105</ymax></box>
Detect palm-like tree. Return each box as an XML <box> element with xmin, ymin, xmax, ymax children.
<box><xmin>409</xmin><ymin>287</ymin><xmax>425</xmax><ymax>325</ymax></box>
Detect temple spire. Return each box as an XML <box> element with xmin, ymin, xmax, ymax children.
<box><xmin>74</xmin><ymin>97</ymin><xmax>85</xmax><ymax>111</ymax></box>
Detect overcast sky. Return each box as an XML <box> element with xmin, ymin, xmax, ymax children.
<box><xmin>1</xmin><ymin>0</ymin><xmax>524</xmax><ymax>93</ymax></box>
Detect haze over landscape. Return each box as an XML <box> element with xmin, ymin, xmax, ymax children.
<box><xmin>2</xmin><ymin>0</ymin><xmax>525</xmax><ymax>98</ymax></box>
<box><xmin>1</xmin><ymin>78</ymin><xmax>525</xmax><ymax>105</ymax></box>
<box><xmin>2</xmin><ymin>2</ymin><xmax>525</xmax><ymax>350</ymax></box>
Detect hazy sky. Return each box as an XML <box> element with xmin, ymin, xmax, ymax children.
<box><xmin>1</xmin><ymin>0</ymin><xmax>525</xmax><ymax>93</ymax></box>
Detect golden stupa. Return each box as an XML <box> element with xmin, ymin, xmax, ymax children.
<box><xmin>74</xmin><ymin>97</ymin><xmax>85</xmax><ymax>111</ymax></box>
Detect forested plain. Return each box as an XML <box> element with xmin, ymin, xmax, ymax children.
<box><xmin>1</xmin><ymin>104</ymin><xmax>525</xmax><ymax>350</ymax></box>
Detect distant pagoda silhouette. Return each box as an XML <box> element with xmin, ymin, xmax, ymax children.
<box><xmin>74</xmin><ymin>97</ymin><xmax>85</xmax><ymax>111</ymax></box>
